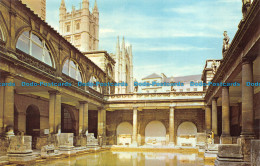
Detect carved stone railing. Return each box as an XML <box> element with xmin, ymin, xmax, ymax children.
<box><xmin>16</xmin><ymin>49</ymin><xmax>56</xmax><ymax>76</ymax></box>
<box><xmin>87</xmin><ymin>86</ymin><xmax>104</xmax><ymax>99</ymax></box>
<box><xmin>105</xmin><ymin>92</ymin><xmax>205</xmax><ymax>101</ymax></box>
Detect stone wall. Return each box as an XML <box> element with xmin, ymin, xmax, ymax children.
<box><xmin>14</xmin><ymin>94</ymin><xmax>49</xmax><ymax>135</ymax></box>
<box><xmin>106</xmin><ymin>109</ymin><xmax>205</xmax><ymax>145</ymax></box>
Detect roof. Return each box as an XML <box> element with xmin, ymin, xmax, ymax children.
<box><xmin>166</xmin><ymin>74</ymin><xmax>202</xmax><ymax>82</ymax></box>
<box><xmin>142</xmin><ymin>73</ymin><xmax>161</xmax><ymax>79</ymax></box>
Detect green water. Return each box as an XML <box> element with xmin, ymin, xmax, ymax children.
<box><xmin>35</xmin><ymin>151</ymin><xmax>205</xmax><ymax>166</ymax></box>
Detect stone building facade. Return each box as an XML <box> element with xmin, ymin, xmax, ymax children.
<box><xmin>0</xmin><ymin>0</ymin><xmax>259</xmax><ymax>165</ymax></box>
<box><xmin>59</xmin><ymin>0</ymin><xmax>99</xmax><ymax>52</ymax></box>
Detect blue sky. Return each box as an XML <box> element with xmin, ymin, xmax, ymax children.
<box><xmin>46</xmin><ymin>0</ymin><xmax>242</xmax><ymax>81</ymax></box>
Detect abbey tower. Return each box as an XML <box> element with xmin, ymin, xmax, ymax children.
<box><xmin>59</xmin><ymin>0</ymin><xmax>99</xmax><ymax>52</ymax></box>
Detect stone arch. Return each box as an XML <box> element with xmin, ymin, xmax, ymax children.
<box><xmin>145</xmin><ymin>120</ymin><xmax>166</xmax><ymax>145</ymax></box>
<box><xmin>177</xmin><ymin>121</ymin><xmax>197</xmax><ymax>147</ymax></box>
<box><xmin>116</xmin><ymin>122</ymin><xmax>133</xmax><ymax>145</ymax></box>
<box><xmin>89</xmin><ymin>74</ymin><xmax>102</xmax><ymax>93</ymax></box>
<box><xmin>0</xmin><ymin>12</ymin><xmax>9</xmax><ymax>43</ymax></box>
<box><xmin>107</xmin><ymin>63</ymin><xmax>113</xmax><ymax>78</ymax></box>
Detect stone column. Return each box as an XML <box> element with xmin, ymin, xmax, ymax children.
<box><xmin>0</xmin><ymin>77</ymin><xmax>4</xmax><ymax>134</ymax></box>
<box><xmin>241</xmin><ymin>58</ymin><xmax>255</xmax><ymax>161</ymax></box>
<box><xmin>221</xmin><ymin>86</ymin><xmax>231</xmax><ymax>144</ymax></box>
<box><xmin>79</xmin><ymin>102</ymin><xmax>84</xmax><ymax>134</ymax></box>
<box><xmin>83</xmin><ymin>102</ymin><xmax>89</xmax><ymax>134</ymax></box>
<box><xmin>205</xmin><ymin>105</ymin><xmax>212</xmax><ymax>134</ymax></box>
<box><xmin>98</xmin><ymin>107</ymin><xmax>106</xmax><ymax>146</ymax></box>
<box><xmin>212</xmin><ymin>98</ymin><xmax>218</xmax><ymax>135</ymax></box>
<box><xmin>169</xmin><ymin>106</ymin><xmax>175</xmax><ymax>146</ymax></box>
<box><xmin>132</xmin><ymin>107</ymin><xmax>138</xmax><ymax>146</ymax></box>
<box><xmin>3</xmin><ymin>75</ymin><xmax>15</xmax><ymax>136</ymax></box>
<box><xmin>48</xmin><ymin>91</ymin><xmax>61</xmax><ymax>134</ymax></box>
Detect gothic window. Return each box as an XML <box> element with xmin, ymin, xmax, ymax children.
<box><xmin>62</xmin><ymin>59</ymin><xmax>82</xmax><ymax>81</ymax></box>
<box><xmin>76</xmin><ymin>22</ymin><xmax>80</xmax><ymax>30</ymax></box>
<box><xmin>107</xmin><ymin>64</ymin><xmax>113</xmax><ymax>78</ymax></box>
<box><xmin>16</xmin><ymin>31</ymin><xmax>53</xmax><ymax>67</ymax></box>
<box><xmin>66</xmin><ymin>24</ymin><xmax>70</xmax><ymax>32</ymax></box>
<box><xmin>90</xmin><ymin>75</ymin><xmax>101</xmax><ymax>92</ymax></box>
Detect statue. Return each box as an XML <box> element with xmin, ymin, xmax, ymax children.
<box><xmin>222</xmin><ymin>31</ymin><xmax>230</xmax><ymax>57</ymax></box>
<box><xmin>170</xmin><ymin>78</ymin><xmax>176</xmax><ymax>92</ymax></box>
<box><xmin>242</xmin><ymin>0</ymin><xmax>251</xmax><ymax>20</ymax></box>
<box><xmin>134</xmin><ymin>79</ymin><xmax>138</xmax><ymax>93</ymax></box>
<box><xmin>211</xmin><ymin>60</ymin><xmax>217</xmax><ymax>74</ymax></box>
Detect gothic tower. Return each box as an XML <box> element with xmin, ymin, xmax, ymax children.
<box><xmin>114</xmin><ymin>37</ymin><xmax>133</xmax><ymax>94</ymax></box>
<box><xmin>59</xmin><ymin>0</ymin><xmax>99</xmax><ymax>52</ymax></box>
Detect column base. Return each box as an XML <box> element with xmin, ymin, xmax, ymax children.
<box><xmin>239</xmin><ymin>134</ymin><xmax>255</xmax><ymax>162</ymax></box>
<box><xmin>220</xmin><ymin>135</ymin><xmax>232</xmax><ymax>144</ymax></box>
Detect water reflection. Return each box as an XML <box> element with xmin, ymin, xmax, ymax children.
<box><xmin>35</xmin><ymin>151</ymin><xmax>205</xmax><ymax>166</ymax></box>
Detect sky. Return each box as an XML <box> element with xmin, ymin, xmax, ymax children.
<box><xmin>46</xmin><ymin>0</ymin><xmax>242</xmax><ymax>81</ymax></box>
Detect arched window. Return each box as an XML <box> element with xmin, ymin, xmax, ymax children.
<box><xmin>90</xmin><ymin>75</ymin><xmax>101</xmax><ymax>92</ymax></box>
<box><xmin>16</xmin><ymin>31</ymin><xmax>53</xmax><ymax>67</ymax></box>
<box><xmin>107</xmin><ymin>64</ymin><xmax>113</xmax><ymax>78</ymax></box>
<box><xmin>62</xmin><ymin>59</ymin><xmax>82</xmax><ymax>81</ymax></box>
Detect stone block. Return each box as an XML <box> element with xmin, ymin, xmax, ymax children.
<box><xmin>220</xmin><ymin>136</ymin><xmax>232</xmax><ymax>144</ymax></box>
<box><xmin>41</xmin><ymin>144</ymin><xmax>55</xmax><ymax>158</ymax></box>
<box><xmin>218</xmin><ymin>144</ymin><xmax>243</xmax><ymax>159</ymax></box>
<box><xmin>74</xmin><ymin>136</ymin><xmax>87</xmax><ymax>147</ymax></box>
<box><xmin>197</xmin><ymin>132</ymin><xmax>206</xmax><ymax>143</ymax></box>
<box><xmin>7</xmin><ymin>136</ymin><xmax>35</xmax><ymax>163</ymax></box>
<box><xmin>58</xmin><ymin>133</ymin><xmax>74</xmax><ymax>147</ymax></box>
<box><xmin>251</xmin><ymin>140</ymin><xmax>260</xmax><ymax>166</ymax></box>
<box><xmin>7</xmin><ymin>136</ymin><xmax>32</xmax><ymax>154</ymax></box>
<box><xmin>208</xmin><ymin>144</ymin><xmax>218</xmax><ymax>151</ymax></box>
<box><xmin>36</xmin><ymin>136</ymin><xmax>48</xmax><ymax>150</ymax></box>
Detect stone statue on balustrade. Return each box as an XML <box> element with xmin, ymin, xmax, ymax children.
<box><xmin>242</xmin><ymin>0</ymin><xmax>251</xmax><ymax>20</ymax></box>
<box><xmin>134</xmin><ymin>79</ymin><xmax>138</xmax><ymax>93</ymax></box>
<box><xmin>222</xmin><ymin>31</ymin><xmax>230</xmax><ymax>57</ymax></box>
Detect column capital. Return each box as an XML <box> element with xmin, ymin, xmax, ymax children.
<box><xmin>242</xmin><ymin>57</ymin><xmax>253</xmax><ymax>65</ymax></box>
<box><xmin>212</xmin><ymin>97</ymin><xmax>218</xmax><ymax>101</ymax></box>
<box><xmin>79</xmin><ymin>101</ymin><xmax>88</xmax><ymax>104</ymax></box>
<box><xmin>222</xmin><ymin>86</ymin><xmax>229</xmax><ymax>90</ymax></box>
<box><xmin>97</xmin><ymin>105</ymin><xmax>105</xmax><ymax>110</ymax></box>
<box><xmin>48</xmin><ymin>90</ymin><xmax>60</xmax><ymax>95</ymax></box>
<box><xmin>169</xmin><ymin>106</ymin><xmax>175</xmax><ymax>109</ymax></box>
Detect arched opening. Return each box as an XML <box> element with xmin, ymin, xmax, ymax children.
<box><xmin>16</xmin><ymin>31</ymin><xmax>54</xmax><ymax>67</ymax></box>
<box><xmin>177</xmin><ymin>122</ymin><xmax>197</xmax><ymax>147</ymax></box>
<box><xmin>116</xmin><ymin>122</ymin><xmax>132</xmax><ymax>145</ymax></box>
<box><xmin>145</xmin><ymin>121</ymin><xmax>166</xmax><ymax>145</ymax></box>
<box><xmin>89</xmin><ymin>75</ymin><xmax>101</xmax><ymax>93</ymax></box>
<box><xmin>61</xmin><ymin>107</ymin><xmax>76</xmax><ymax>135</ymax></box>
<box><xmin>26</xmin><ymin>105</ymin><xmax>40</xmax><ymax>149</ymax></box>
<box><xmin>62</xmin><ymin>58</ymin><xmax>83</xmax><ymax>81</ymax></box>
